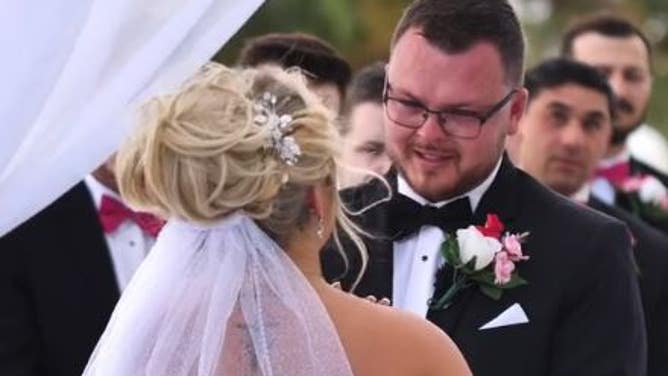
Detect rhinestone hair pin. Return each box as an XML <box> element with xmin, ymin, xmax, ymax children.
<box><xmin>252</xmin><ymin>92</ymin><xmax>301</xmax><ymax>166</ymax></box>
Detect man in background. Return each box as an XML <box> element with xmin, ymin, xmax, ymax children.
<box><xmin>510</xmin><ymin>58</ymin><xmax>668</xmax><ymax>376</ymax></box>
<box><xmin>562</xmin><ymin>15</ymin><xmax>668</xmax><ymax>233</ymax></box>
<box><xmin>339</xmin><ymin>61</ymin><xmax>392</xmax><ymax>188</ymax></box>
<box><xmin>237</xmin><ymin>32</ymin><xmax>352</xmax><ymax>114</ymax></box>
<box><xmin>0</xmin><ymin>158</ymin><xmax>162</xmax><ymax>375</ymax></box>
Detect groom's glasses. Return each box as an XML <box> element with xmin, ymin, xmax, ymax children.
<box><xmin>383</xmin><ymin>80</ymin><xmax>518</xmax><ymax>139</ymax></box>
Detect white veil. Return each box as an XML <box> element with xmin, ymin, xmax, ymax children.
<box><xmin>83</xmin><ymin>213</ymin><xmax>353</xmax><ymax>376</ymax></box>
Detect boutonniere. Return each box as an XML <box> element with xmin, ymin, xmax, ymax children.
<box><xmin>619</xmin><ymin>175</ymin><xmax>668</xmax><ymax>223</ymax></box>
<box><xmin>431</xmin><ymin>214</ymin><xmax>529</xmax><ymax>310</ymax></box>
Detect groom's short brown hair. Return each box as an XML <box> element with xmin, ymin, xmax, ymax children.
<box><xmin>391</xmin><ymin>0</ymin><xmax>525</xmax><ymax>85</ymax></box>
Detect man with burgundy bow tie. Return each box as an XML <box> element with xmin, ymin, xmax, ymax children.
<box><xmin>0</xmin><ymin>156</ymin><xmax>163</xmax><ymax>375</ymax></box>
<box><xmin>562</xmin><ymin>15</ymin><xmax>668</xmax><ymax>234</ymax></box>
<box><xmin>322</xmin><ymin>1</ymin><xmax>645</xmax><ymax>375</ymax></box>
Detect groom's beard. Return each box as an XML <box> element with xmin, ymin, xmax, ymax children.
<box><xmin>611</xmin><ymin>98</ymin><xmax>648</xmax><ymax>146</ymax></box>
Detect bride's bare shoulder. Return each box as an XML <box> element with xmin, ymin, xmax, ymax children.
<box><xmin>328</xmin><ymin>291</ymin><xmax>472</xmax><ymax>376</ymax></box>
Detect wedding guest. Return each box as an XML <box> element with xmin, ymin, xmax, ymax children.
<box><xmin>0</xmin><ymin>157</ymin><xmax>162</xmax><ymax>375</ymax></box>
<box><xmin>510</xmin><ymin>58</ymin><xmax>668</xmax><ymax>376</ymax></box>
<box><xmin>562</xmin><ymin>14</ymin><xmax>668</xmax><ymax>233</ymax></box>
<box><xmin>322</xmin><ymin>1</ymin><xmax>646</xmax><ymax>375</ymax></box>
<box><xmin>339</xmin><ymin>62</ymin><xmax>392</xmax><ymax>188</ymax></box>
<box><xmin>237</xmin><ymin>32</ymin><xmax>351</xmax><ymax>114</ymax></box>
<box><xmin>83</xmin><ymin>63</ymin><xmax>471</xmax><ymax>375</ymax></box>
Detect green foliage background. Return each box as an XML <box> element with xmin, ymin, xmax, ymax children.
<box><xmin>215</xmin><ymin>0</ymin><xmax>668</xmax><ymax>136</ymax></box>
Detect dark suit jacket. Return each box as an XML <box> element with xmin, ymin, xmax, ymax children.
<box><xmin>323</xmin><ymin>157</ymin><xmax>647</xmax><ymax>376</ymax></box>
<box><xmin>589</xmin><ymin>195</ymin><xmax>668</xmax><ymax>376</ymax></box>
<box><xmin>0</xmin><ymin>183</ymin><xmax>119</xmax><ymax>376</ymax></box>
<box><xmin>616</xmin><ymin>157</ymin><xmax>668</xmax><ymax>234</ymax></box>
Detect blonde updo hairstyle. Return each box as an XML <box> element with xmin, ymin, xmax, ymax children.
<box><xmin>116</xmin><ymin>63</ymin><xmax>365</xmax><ymax>269</ymax></box>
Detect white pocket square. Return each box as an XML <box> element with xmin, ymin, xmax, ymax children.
<box><xmin>479</xmin><ymin>303</ymin><xmax>529</xmax><ymax>330</ymax></box>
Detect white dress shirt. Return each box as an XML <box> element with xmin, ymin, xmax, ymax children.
<box><xmin>392</xmin><ymin>157</ymin><xmax>502</xmax><ymax>317</ymax></box>
<box><xmin>627</xmin><ymin>123</ymin><xmax>668</xmax><ymax>175</ymax></box>
<box><xmin>84</xmin><ymin>175</ymin><xmax>154</xmax><ymax>292</ymax></box>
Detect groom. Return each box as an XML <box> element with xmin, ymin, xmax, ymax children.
<box><xmin>322</xmin><ymin>0</ymin><xmax>646</xmax><ymax>374</ymax></box>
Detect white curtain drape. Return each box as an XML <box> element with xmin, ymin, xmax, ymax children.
<box><xmin>0</xmin><ymin>0</ymin><xmax>264</xmax><ymax>236</ymax></box>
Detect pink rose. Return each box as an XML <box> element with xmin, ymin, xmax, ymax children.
<box><xmin>494</xmin><ymin>251</ymin><xmax>515</xmax><ymax>285</ymax></box>
<box><xmin>502</xmin><ymin>234</ymin><xmax>529</xmax><ymax>262</ymax></box>
<box><xmin>621</xmin><ymin>176</ymin><xmax>645</xmax><ymax>192</ymax></box>
<box><xmin>638</xmin><ymin>176</ymin><xmax>668</xmax><ymax>205</ymax></box>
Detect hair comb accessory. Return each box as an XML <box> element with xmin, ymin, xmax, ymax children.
<box><xmin>253</xmin><ymin>92</ymin><xmax>301</xmax><ymax>166</ymax></box>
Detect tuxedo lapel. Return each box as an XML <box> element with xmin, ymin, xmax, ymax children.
<box><xmin>67</xmin><ymin>184</ymin><xmax>120</xmax><ymax>299</ymax></box>
<box><xmin>6</xmin><ymin>182</ymin><xmax>121</xmax><ymax>375</ymax></box>
<box><xmin>427</xmin><ymin>156</ymin><xmax>521</xmax><ymax>333</ymax></box>
<box><xmin>472</xmin><ymin>156</ymin><xmax>520</xmax><ymax>225</ymax></box>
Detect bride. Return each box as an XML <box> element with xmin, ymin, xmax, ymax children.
<box><xmin>83</xmin><ymin>63</ymin><xmax>470</xmax><ymax>375</ymax></box>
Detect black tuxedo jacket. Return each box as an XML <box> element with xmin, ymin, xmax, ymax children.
<box><xmin>0</xmin><ymin>183</ymin><xmax>119</xmax><ymax>376</ymax></box>
<box><xmin>589</xmin><ymin>195</ymin><xmax>668</xmax><ymax>376</ymax></box>
<box><xmin>323</xmin><ymin>157</ymin><xmax>646</xmax><ymax>376</ymax></box>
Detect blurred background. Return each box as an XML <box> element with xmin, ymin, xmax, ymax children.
<box><xmin>215</xmin><ymin>0</ymin><xmax>668</xmax><ymax>136</ymax></box>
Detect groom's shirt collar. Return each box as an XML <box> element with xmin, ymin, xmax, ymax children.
<box><xmin>397</xmin><ymin>156</ymin><xmax>503</xmax><ymax>212</ymax></box>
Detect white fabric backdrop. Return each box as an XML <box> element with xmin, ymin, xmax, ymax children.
<box><xmin>0</xmin><ymin>0</ymin><xmax>264</xmax><ymax>237</ymax></box>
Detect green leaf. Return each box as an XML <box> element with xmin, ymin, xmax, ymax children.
<box><xmin>629</xmin><ymin>195</ymin><xmax>668</xmax><ymax>224</ymax></box>
<box><xmin>441</xmin><ymin>239</ymin><xmax>460</xmax><ymax>266</ymax></box>
<box><xmin>499</xmin><ymin>274</ymin><xmax>529</xmax><ymax>289</ymax></box>
<box><xmin>430</xmin><ymin>275</ymin><xmax>469</xmax><ymax>310</ymax></box>
<box><xmin>469</xmin><ymin>270</ymin><xmax>496</xmax><ymax>286</ymax></box>
<box><xmin>480</xmin><ymin>284</ymin><xmax>503</xmax><ymax>300</ymax></box>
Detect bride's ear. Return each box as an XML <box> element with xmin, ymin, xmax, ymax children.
<box><xmin>306</xmin><ymin>187</ymin><xmax>324</xmax><ymax>221</ymax></box>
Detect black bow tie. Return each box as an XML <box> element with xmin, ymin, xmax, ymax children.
<box><xmin>389</xmin><ymin>195</ymin><xmax>473</xmax><ymax>240</ymax></box>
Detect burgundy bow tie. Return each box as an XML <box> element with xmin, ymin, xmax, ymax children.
<box><xmin>595</xmin><ymin>161</ymin><xmax>631</xmax><ymax>187</ymax></box>
<box><xmin>98</xmin><ymin>195</ymin><xmax>165</xmax><ymax>237</ymax></box>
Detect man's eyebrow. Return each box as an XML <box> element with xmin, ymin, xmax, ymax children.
<box><xmin>388</xmin><ymin>83</ymin><xmax>479</xmax><ymax>110</ymax></box>
<box><xmin>386</xmin><ymin>83</ymin><xmax>421</xmax><ymax>102</ymax></box>
<box><xmin>584</xmin><ymin>111</ymin><xmax>607</xmax><ymax>120</ymax></box>
<box><xmin>546</xmin><ymin>101</ymin><xmax>571</xmax><ymax>111</ymax></box>
<box><xmin>355</xmin><ymin>141</ymin><xmax>384</xmax><ymax>150</ymax></box>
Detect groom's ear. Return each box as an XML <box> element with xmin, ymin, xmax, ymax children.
<box><xmin>507</xmin><ymin>87</ymin><xmax>528</xmax><ymax>136</ymax></box>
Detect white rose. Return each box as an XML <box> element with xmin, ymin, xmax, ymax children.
<box><xmin>639</xmin><ymin>176</ymin><xmax>668</xmax><ymax>205</ymax></box>
<box><xmin>456</xmin><ymin>226</ymin><xmax>501</xmax><ymax>271</ymax></box>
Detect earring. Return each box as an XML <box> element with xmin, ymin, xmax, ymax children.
<box><xmin>316</xmin><ymin>216</ymin><xmax>325</xmax><ymax>239</ymax></box>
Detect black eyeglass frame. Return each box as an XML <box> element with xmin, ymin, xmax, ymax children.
<box><xmin>382</xmin><ymin>79</ymin><xmax>518</xmax><ymax>139</ymax></box>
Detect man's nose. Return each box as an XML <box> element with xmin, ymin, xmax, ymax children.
<box><xmin>415</xmin><ymin>112</ymin><xmax>447</xmax><ymax>139</ymax></box>
<box><xmin>560</xmin><ymin>121</ymin><xmax>586</xmax><ymax>149</ymax></box>
<box><xmin>608</xmin><ymin>72</ymin><xmax>631</xmax><ymax>100</ymax></box>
